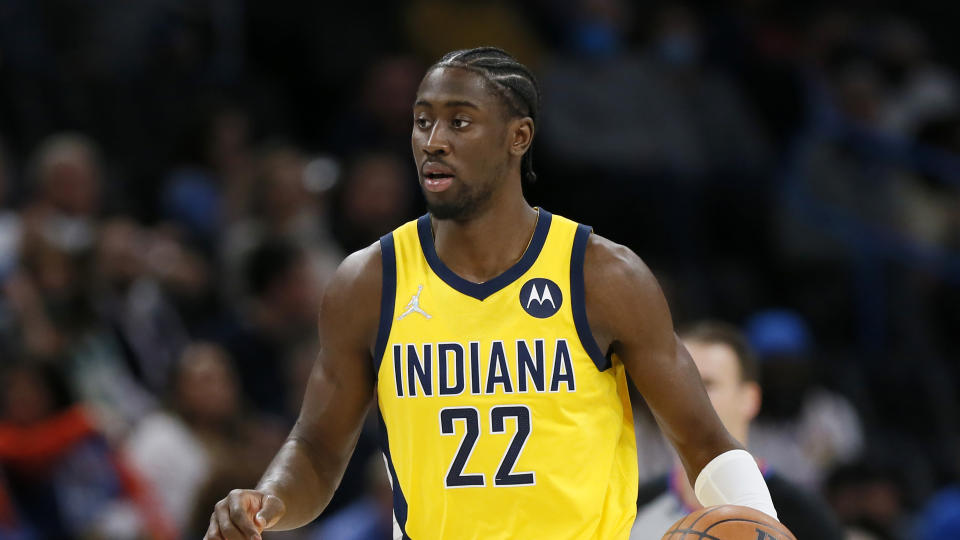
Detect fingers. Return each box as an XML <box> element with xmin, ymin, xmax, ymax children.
<box><xmin>255</xmin><ymin>493</ymin><xmax>287</xmax><ymax>530</ymax></box>
<box><xmin>205</xmin><ymin>489</ymin><xmax>286</xmax><ymax>540</ymax></box>
<box><xmin>204</xmin><ymin>513</ymin><xmax>222</xmax><ymax>540</ymax></box>
<box><xmin>211</xmin><ymin>491</ymin><xmax>263</xmax><ymax>540</ymax></box>
<box><xmin>214</xmin><ymin>498</ymin><xmax>247</xmax><ymax>540</ymax></box>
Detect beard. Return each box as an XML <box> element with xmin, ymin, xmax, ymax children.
<box><xmin>423</xmin><ymin>179</ymin><xmax>496</xmax><ymax>222</ymax></box>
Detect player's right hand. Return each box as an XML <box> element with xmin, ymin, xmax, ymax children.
<box><xmin>205</xmin><ymin>489</ymin><xmax>286</xmax><ymax>540</ymax></box>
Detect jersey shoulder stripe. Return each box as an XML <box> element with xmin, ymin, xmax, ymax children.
<box><xmin>570</xmin><ymin>223</ymin><xmax>610</xmax><ymax>371</ymax></box>
<box><xmin>374</xmin><ymin>231</ymin><xmax>397</xmax><ymax>373</ymax></box>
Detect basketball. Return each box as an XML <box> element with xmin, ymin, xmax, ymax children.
<box><xmin>660</xmin><ymin>505</ymin><xmax>797</xmax><ymax>540</ymax></box>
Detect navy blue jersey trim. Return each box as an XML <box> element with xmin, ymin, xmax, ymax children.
<box><xmin>571</xmin><ymin>224</ymin><xmax>611</xmax><ymax>371</ymax></box>
<box><xmin>378</xmin><ymin>411</ymin><xmax>410</xmax><ymax>539</ymax></box>
<box><xmin>417</xmin><ymin>208</ymin><xmax>552</xmax><ymax>301</ymax></box>
<box><xmin>373</xmin><ymin>233</ymin><xmax>397</xmax><ymax>375</ymax></box>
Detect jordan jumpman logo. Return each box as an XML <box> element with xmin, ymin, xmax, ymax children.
<box><xmin>398</xmin><ymin>284</ymin><xmax>432</xmax><ymax>320</ymax></box>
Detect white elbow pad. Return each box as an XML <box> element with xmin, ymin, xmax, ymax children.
<box><xmin>694</xmin><ymin>449</ymin><xmax>778</xmax><ymax>520</ymax></box>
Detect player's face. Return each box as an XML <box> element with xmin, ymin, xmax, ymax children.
<box><xmin>412</xmin><ymin>67</ymin><xmax>513</xmax><ymax>220</ymax></box>
<box><xmin>684</xmin><ymin>340</ymin><xmax>760</xmax><ymax>445</ymax></box>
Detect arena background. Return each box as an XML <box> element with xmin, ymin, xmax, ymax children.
<box><xmin>1</xmin><ymin>0</ymin><xmax>959</xmax><ymax>538</ymax></box>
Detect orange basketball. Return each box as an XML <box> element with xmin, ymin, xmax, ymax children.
<box><xmin>660</xmin><ymin>505</ymin><xmax>797</xmax><ymax>540</ymax></box>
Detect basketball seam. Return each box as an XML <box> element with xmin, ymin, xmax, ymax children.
<box><xmin>661</xmin><ymin>526</ymin><xmax>722</xmax><ymax>540</ymax></box>
<box><xmin>702</xmin><ymin>517</ymin><xmax>794</xmax><ymax>538</ymax></box>
<box><xmin>684</xmin><ymin>505</ymin><xmax>726</xmax><ymax>531</ymax></box>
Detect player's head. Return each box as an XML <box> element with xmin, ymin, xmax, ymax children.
<box><xmin>412</xmin><ymin>47</ymin><xmax>539</xmax><ymax>221</ymax></box>
<box><xmin>680</xmin><ymin>321</ymin><xmax>761</xmax><ymax>445</ymax></box>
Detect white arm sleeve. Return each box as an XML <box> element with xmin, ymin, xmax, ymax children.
<box><xmin>694</xmin><ymin>449</ymin><xmax>778</xmax><ymax>520</ymax></box>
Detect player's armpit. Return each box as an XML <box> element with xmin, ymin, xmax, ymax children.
<box><xmin>254</xmin><ymin>243</ymin><xmax>382</xmax><ymax>531</ymax></box>
<box><xmin>581</xmin><ymin>234</ymin><xmax>740</xmax><ymax>481</ymax></box>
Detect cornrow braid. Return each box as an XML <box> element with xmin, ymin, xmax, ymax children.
<box><xmin>432</xmin><ymin>47</ymin><xmax>541</xmax><ymax>184</ymax></box>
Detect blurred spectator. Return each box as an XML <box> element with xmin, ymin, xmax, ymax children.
<box><xmin>6</xmin><ymin>134</ymin><xmax>104</xmax><ymax>360</ymax></box>
<box><xmin>903</xmin><ymin>114</ymin><xmax>960</xmax><ymax>366</ymax></box>
<box><xmin>28</xmin><ymin>219</ymin><xmax>204</xmax><ymax>438</ymax></box>
<box><xmin>21</xmin><ymin>133</ymin><xmax>102</xmax><ymax>256</ymax></box>
<box><xmin>326</xmin><ymin>55</ymin><xmax>425</xmax><ymax>158</ymax></box>
<box><xmin>125</xmin><ymin>343</ymin><xmax>283</xmax><ymax>537</ymax></box>
<box><xmin>776</xmin><ymin>65</ymin><xmax>907</xmax><ymax>263</ymax></box>
<box><xmin>826</xmin><ymin>461</ymin><xmax>909</xmax><ymax>540</ymax></box>
<box><xmin>215</xmin><ymin>240</ymin><xmax>320</xmax><ymax>417</ymax></box>
<box><xmin>540</xmin><ymin>1</ymin><xmax>769</xmax><ymax>177</ymax></box>
<box><xmin>0</xmin><ymin>362</ymin><xmax>173</xmax><ymax>539</ymax></box>
<box><xmin>874</xmin><ymin>17</ymin><xmax>959</xmax><ymax>137</ymax></box>
<box><xmin>896</xmin><ymin>114</ymin><xmax>960</xmax><ymax>250</ymax></box>
<box><xmin>11</xmin><ymin>249</ymin><xmax>86</xmax><ymax>363</ymax></box>
<box><xmin>207</xmin><ymin>105</ymin><xmax>258</xmax><ymax>225</ymax></box>
<box><xmin>222</xmin><ymin>142</ymin><xmax>343</xmax><ymax>299</ymax></box>
<box><xmin>93</xmin><ymin>218</ymin><xmax>191</xmax><ymax>395</ymax></box>
<box><xmin>162</xmin><ymin>104</ymin><xmax>255</xmax><ymax>249</ymax></box>
<box><xmin>538</xmin><ymin>0</ymin><xmax>651</xmax><ymax>174</ymax></box>
<box><xmin>145</xmin><ymin>225</ymin><xmax>219</xmax><ymax>332</ymax></box>
<box><xmin>777</xmin><ymin>10</ymin><xmax>960</xmax><ymax>353</ymax></box>
<box><xmin>745</xmin><ymin>310</ymin><xmax>864</xmax><ymax>489</ymax></box>
<box><xmin>161</xmin><ymin>167</ymin><xmax>222</xmax><ymax>250</ymax></box>
<box><xmin>632</xmin><ymin>321</ymin><xmax>843</xmax><ymax>539</ymax></box>
<box><xmin>1</xmin><ymin>271</ymin><xmax>63</xmax><ymax>364</ymax></box>
<box><xmin>537</xmin><ymin>0</ymin><xmax>772</xmax><ymax>288</ymax></box>
<box><xmin>6</xmin><ymin>215</ymin><xmax>207</xmax><ymax>439</ymax></box>
<box><xmin>333</xmin><ymin>152</ymin><xmax>416</xmax><ymax>254</ymax></box>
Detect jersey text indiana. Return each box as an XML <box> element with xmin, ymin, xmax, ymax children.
<box><xmin>392</xmin><ymin>339</ymin><xmax>576</xmax><ymax>398</ymax></box>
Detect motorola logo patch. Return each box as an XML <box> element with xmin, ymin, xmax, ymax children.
<box><xmin>519</xmin><ymin>278</ymin><xmax>562</xmax><ymax>318</ymax></box>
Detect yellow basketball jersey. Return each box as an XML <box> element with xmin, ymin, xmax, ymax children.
<box><xmin>375</xmin><ymin>209</ymin><xmax>638</xmax><ymax>539</ymax></box>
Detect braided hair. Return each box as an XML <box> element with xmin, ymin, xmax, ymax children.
<box><xmin>431</xmin><ymin>47</ymin><xmax>541</xmax><ymax>184</ymax></box>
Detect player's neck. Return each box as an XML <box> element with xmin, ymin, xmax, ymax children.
<box><xmin>431</xmin><ymin>192</ymin><xmax>538</xmax><ymax>284</ymax></box>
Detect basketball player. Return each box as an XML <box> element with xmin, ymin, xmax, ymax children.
<box><xmin>631</xmin><ymin>321</ymin><xmax>843</xmax><ymax>539</ymax></box>
<box><xmin>204</xmin><ymin>47</ymin><xmax>777</xmax><ymax>540</ymax></box>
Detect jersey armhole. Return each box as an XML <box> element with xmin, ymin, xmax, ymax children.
<box><xmin>373</xmin><ymin>232</ymin><xmax>397</xmax><ymax>375</ymax></box>
<box><xmin>571</xmin><ymin>224</ymin><xmax>612</xmax><ymax>371</ymax></box>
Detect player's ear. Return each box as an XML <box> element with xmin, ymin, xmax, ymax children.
<box><xmin>742</xmin><ymin>381</ymin><xmax>761</xmax><ymax>422</ymax></box>
<box><xmin>508</xmin><ymin>117</ymin><xmax>534</xmax><ymax>157</ymax></box>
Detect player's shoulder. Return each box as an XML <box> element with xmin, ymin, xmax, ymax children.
<box><xmin>582</xmin><ymin>232</ymin><xmax>659</xmax><ymax>297</ymax></box>
<box><xmin>579</xmin><ymin>232</ymin><xmax>672</xmax><ymax>344</ymax></box>
<box><xmin>319</xmin><ymin>242</ymin><xmax>383</xmax><ymax>326</ymax></box>
<box><xmin>330</xmin><ymin>242</ymin><xmax>382</xmax><ymax>291</ymax></box>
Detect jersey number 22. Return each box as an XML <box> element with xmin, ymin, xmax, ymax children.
<box><xmin>439</xmin><ymin>405</ymin><xmax>536</xmax><ymax>488</ymax></box>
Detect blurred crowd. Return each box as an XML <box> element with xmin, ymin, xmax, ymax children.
<box><xmin>0</xmin><ymin>0</ymin><xmax>958</xmax><ymax>538</ymax></box>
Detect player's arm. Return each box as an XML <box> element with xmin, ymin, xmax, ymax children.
<box><xmin>583</xmin><ymin>234</ymin><xmax>777</xmax><ymax>518</ymax></box>
<box><xmin>206</xmin><ymin>244</ymin><xmax>381</xmax><ymax>540</ymax></box>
